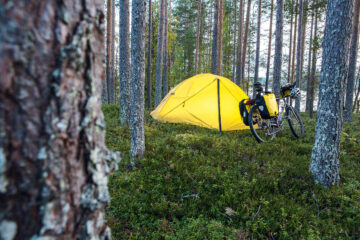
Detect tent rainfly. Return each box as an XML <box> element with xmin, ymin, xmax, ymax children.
<box><xmin>151</xmin><ymin>74</ymin><xmax>249</xmax><ymax>131</ymax></box>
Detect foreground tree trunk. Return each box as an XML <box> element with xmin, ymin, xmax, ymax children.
<box><xmin>130</xmin><ymin>0</ymin><xmax>146</xmax><ymax>160</ymax></box>
<box><xmin>273</xmin><ymin>0</ymin><xmax>284</xmax><ymax>98</ymax></box>
<box><xmin>147</xmin><ymin>0</ymin><xmax>153</xmax><ymax>109</ymax></box>
<box><xmin>154</xmin><ymin>0</ymin><xmax>165</xmax><ymax>107</ymax></box>
<box><xmin>236</xmin><ymin>0</ymin><xmax>244</xmax><ymax>86</ymax></box>
<box><xmin>265</xmin><ymin>0</ymin><xmax>274</xmax><ymax>92</ymax></box>
<box><xmin>195</xmin><ymin>0</ymin><xmax>202</xmax><ymax>74</ymax></box>
<box><xmin>310</xmin><ymin>0</ymin><xmax>353</xmax><ymax>187</ymax></box>
<box><xmin>253</xmin><ymin>0</ymin><xmax>262</xmax><ymax>97</ymax></box>
<box><xmin>119</xmin><ymin>0</ymin><xmax>131</xmax><ymax>124</ymax></box>
<box><xmin>241</xmin><ymin>0</ymin><xmax>252</xmax><ymax>84</ymax></box>
<box><xmin>0</xmin><ymin>0</ymin><xmax>121</xmax><ymax>238</ymax></box>
<box><xmin>344</xmin><ymin>0</ymin><xmax>360</xmax><ymax>122</ymax></box>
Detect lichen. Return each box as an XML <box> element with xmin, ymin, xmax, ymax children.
<box><xmin>0</xmin><ymin>148</ymin><xmax>8</xmax><ymax>193</ymax></box>
<box><xmin>0</xmin><ymin>220</ymin><xmax>17</xmax><ymax>240</ymax></box>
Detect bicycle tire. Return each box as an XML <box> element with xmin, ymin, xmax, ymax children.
<box><xmin>287</xmin><ymin>106</ymin><xmax>305</xmax><ymax>138</ymax></box>
<box><xmin>248</xmin><ymin>106</ymin><xmax>275</xmax><ymax>143</ymax></box>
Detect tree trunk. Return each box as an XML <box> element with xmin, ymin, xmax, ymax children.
<box><xmin>0</xmin><ymin>0</ymin><xmax>121</xmax><ymax>239</ymax></box>
<box><xmin>273</xmin><ymin>0</ymin><xmax>284</xmax><ymax>98</ymax></box>
<box><xmin>195</xmin><ymin>0</ymin><xmax>202</xmax><ymax>74</ymax></box>
<box><xmin>295</xmin><ymin>0</ymin><xmax>304</xmax><ymax>112</ymax></box>
<box><xmin>212</xmin><ymin>0</ymin><xmax>220</xmax><ymax>74</ymax></box>
<box><xmin>106</xmin><ymin>0</ymin><xmax>112</xmax><ymax>103</ymax></box>
<box><xmin>306</xmin><ymin>8</ymin><xmax>314</xmax><ymax>112</ymax></box>
<box><xmin>163</xmin><ymin>0</ymin><xmax>169</xmax><ymax>97</ymax></box>
<box><xmin>344</xmin><ymin>0</ymin><xmax>360</xmax><ymax>122</ymax></box>
<box><xmin>154</xmin><ymin>0</ymin><xmax>165</xmax><ymax>107</ymax></box>
<box><xmin>218</xmin><ymin>0</ymin><xmax>224</xmax><ymax>75</ymax></box>
<box><xmin>236</xmin><ymin>0</ymin><xmax>244</xmax><ymax>86</ymax></box>
<box><xmin>232</xmin><ymin>0</ymin><xmax>238</xmax><ymax>82</ymax></box>
<box><xmin>253</xmin><ymin>0</ymin><xmax>262</xmax><ymax>97</ymax></box>
<box><xmin>265</xmin><ymin>0</ymin><xmax>274</xmax><ymax>92</ymax></box>
<box><xmin>241</xmin><ymin>0</ymin><xmax>252</xmax><ymax>85</ymax></box>
<box><xmin>119</xmin><ymin>0</ymin><xmax>131</xmax><ymax>124</ymax></box>
<box><xmin>130</xmin><ymin>0</ymin><xmax>146</xmax><ymax>160</ymax></box>
<box><xmin>309</xmin><ymin>9</ymin><xmax>318</xmax><ymax>119</ymax></box>
<box><xmin>109</xmin><ymin>0</ymin><xmax>115</xmax><ymax>103</ymax></box>
<box><xmin>310</xmin><ymin>0</ymin><xmax>353</xmax><ymax>187</ymax></box>
<box><xmin>291</xmin><ymin>0</ymin><xmax>299</xmax><ymax>83</ymax></box>
<box><xmin>146</xmin><ymin>0</ymin><xmax>153</xmax><ymax>109</ymax></box>
<box><xmin>287</xmin><ymin>0</ymin><xmax>294</xmax><ymax>83</ymax></box>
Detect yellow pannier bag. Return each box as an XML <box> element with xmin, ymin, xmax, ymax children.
<box><xmin>258</xmin><ymin>93</ymin><xmax>278</xmax><ymax>119</ymax></box>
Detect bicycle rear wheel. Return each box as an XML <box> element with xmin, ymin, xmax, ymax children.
<box><xmin>248</xmin><ymin>106</ymin><xmax>276</xmax><ymax>143</ymax></box>
<box><xmin>287</xmin><ymin>106</ymin><xmax>304</xmax><ymax>138</ymax></box>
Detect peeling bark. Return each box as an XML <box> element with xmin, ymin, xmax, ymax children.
<box><xmin>310</xmin><ymin>0</ymin><xmax>353</xmax><ymax>187</ymax></box>
<box><xmin>0</xmin><ymin>0</ymin><xmax>121</xmax><ymax>239</ymax></box>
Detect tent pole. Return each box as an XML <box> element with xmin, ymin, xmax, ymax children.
<box><xmin>217</xmin><ymin>78</ymin><xmax>222</xmax><ymax>132</ymax></box>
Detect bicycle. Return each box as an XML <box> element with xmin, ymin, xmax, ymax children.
<box><xmin>240</xmin><ymin>82</ymin><xmax>305</xmax><ymax>143</ymax></box>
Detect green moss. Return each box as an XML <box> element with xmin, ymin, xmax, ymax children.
<box><xmin>104</xmin><ymin>104</ymin><xmax>360</xmax><ymax>239</ymax></box>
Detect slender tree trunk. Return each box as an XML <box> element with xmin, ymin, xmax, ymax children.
<box><xmin>265</xmin><ymin>0</ymin><xmax>274</xmax><ymax>92</ymax></box>
<box><xmin>195</xmin><ymin>0</ymin><xmax>202</xmax><ymax>74</ymax></box>
<box><xmin>309</xmin><ymin>10</ymin><xmax>318</xmax><ymax>119</ymax></box>
<box><xmin>241</xmin><ymin>0</ymin><xmax>252</xmax><ymax>84</ymax></box>
<box><xmin>306</xmin><ymin>8</ymin><xmax>314</xmax><ymax>112</ymax></box>
<box><xmin>212</xmin><ymin>0</ymin><xmax>220</xmax><ymax>74</ymax></box>
<box><xmin>295</xmin><ymin>0</ymin><xmax>304</xmax><ymax>112</ymax></box>
<box><xmin>291</xmin><ymin>0</ymin><xmax>299</xmax><ymax>83</ymax></box>
<box><xmin>232</xmin><ymin>0</ymin><xmax>238</xmax><ymax>82</ymax></box>
<box><xmin>119</xmin><ymin>0</ymin><xmax>131</xmax><ymax>124</ymax></box>
<box><xmin>218</xmin><ymin>0</ymin><xmax>224</xmax><ymax>75</ymax></box>
<box><xmin>287</xmin><ymin>0</ymin><xmax>294</xmax><ymax>83</ymax></box>
<box><xmin>146</xmin><ymin>0</ymin><xmax>153</xmax><ymax>109</ymax></box>
<box><xmin>273</xmin><ymin>0</ymin><xmax>284</xmax><ymax>98</ymax></box>
<box><xmin>310</xmin><ymin>0</ymin><xmax>353</xmax><ymax>187</ymax></box>
<box><xmin>163</xmin><ymin>0</ymin><xmax>169</xmax><ymax>97</ymax></box>
<box><xmin>236</xmin><ymin>0</ymin><xmax>244</xmax><ymax>86</ymax></box>
<box><xmin>130</xmin><ymin>0</ymin><xmax>146</xmax><ymax>160</ymax></box>
<box><xmin>109</xmin><ymin>0</ymin><xmax>115</xmax><ymax>103</ymax></box>
<box><xmin>154</xmin><ymin>0</ymin><xmax>165</xmax><ymax>107</ymax></box>
<box><xmin>106</xmin><ymin>0</ymin><xmax>112</xmax><ymax>103</ymax></box>
<box><xmin>0</xmin><ymin>0</ymin><xmax>121</xmax><ymax>238</ymax></box>
<box><xmin>253</xmin><ymin>0</ymin><xmax>262</xmax><ymax>97</ymax></box>
<box><xmin>344</xmin><ymin>0</ymin><xmax>360</xmax><ymax>122</ymax></box>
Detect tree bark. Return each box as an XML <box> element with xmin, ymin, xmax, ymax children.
<box><xmin>241</xmin><ymin>0</ymin><xmax>252</xmax><ymax>84</ymax></box>
<box><xmin>344</xmin><ymin>0</ymin><xmax>360</xmax><ymax>122</ymax></box>
<box><xmin>236</xmin><ymin>0</ymin><xmax>244</xmax><ymax>86</ymax></box>
<box><xmin>295</xmin><ymin>0</ymin><xmax>304</xmax><ymax>112</ymax></box>
<box><xmin>163</xmin><ymin>0</ymin><xmax>169</xmax><ymax>97</ymax></box>
<box><xmin>310</xmin><ymin>0</ymin><xmax>353</xmax><ymax>187</ymax></box>
<box><xmin>195</xmin><ymin>0</ymin><xmax>202</xmax><ymax>74</ymax></box>
<box><xmin>306</xmin><ymin>7</ymin><xmax>314</xmax><ymax>112</ymax></box>
<box><xmin>232</xmin><ymin>0</ymin><xmax>238</xmax><ymax>82</ymax></box>
<box><xmin>253</xmin><ymin>0</ymin><xmax>262</xmax><ymax>98</ymax></box>
<box><xmin>106</xmin><ymin>0</ymin><xmax>112</xmax><ymax>103</ymax></box>
<box><xmin>287</xmin><ymin>0</ymin><xmax>294</xmax><ymax>83</ymax></box>
<box><xmin>218</xmin><ymin>0</ymin><xmax>224</xmax><ymax>75</ymax></box>
<box><xmin>265</xmin><ymin>0</ymin><xmax>274</xmax><ymax>92</ymax></box>
<box><xmin>291</xmin><ymin>0</ymin><xmax>299</xmax><ymax>83</ymax></box>
<box><xmin>0</xmin><ymin>0</ymin><xmax>121</xmax><ymax>239</ymax></box>
<box><xmin>273</xmin><ymin>0</ymin><xmax>284</xmax><ymax>98</ymax></box>
<box><xmin>109</xmin><ymin>0</ymin><xmax>115</xmax><ymax>103</ymax></box>
<box><xmin>119</xmin><ymin>0</ymin><xmax>131</xmax><ymax>124</ymax></box>
<box><xmin>146</xmin><ymin>0</ymin><xmax>153</xmax><ymax>109</ymax></box>
<box><xmin>212</xmin><ymin>0</ymin><xmax>220</xmax><ymax>74</ymax></box>
<box><xmin>130</xmin><ymin>0</ymin><xmax>146</xmax><ymax>160</ymax></box>
<box><xmin>309</xmin><ymin>9</ymin><xmax>318</xmax><ymax>119</ymax></box>
<box><xmin>154</xmin><ymin>0</ymin><xmax>165</xmax><ymax>107</ymax></box>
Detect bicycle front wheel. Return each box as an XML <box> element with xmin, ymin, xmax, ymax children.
<box><xmin>287</xmin><ymin>106</ymin><xmax>305</xmax><ymax>138</ymax></box>
<box><xmin>248</xmin><ymin>106</ymin><xmax>276</xmax><ymax>143</ymax></box>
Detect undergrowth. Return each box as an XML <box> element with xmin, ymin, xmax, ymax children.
<box><xmin>103</xmin><ymin>104</ymin><xmax>360</xmax><ymax>239</ymax></box>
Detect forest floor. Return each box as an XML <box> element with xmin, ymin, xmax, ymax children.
<box><xmin>103</xmin><ymin>104</ymin><xmax>360</xmax><ymax>239</ymax></box>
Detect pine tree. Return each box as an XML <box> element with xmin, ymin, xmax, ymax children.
<box><xmin>295</xmin><ymin>0</ymin><xmax>305</xmax><ymax>112</ymax></box>
<box><xmin>163</xmin><ymin>0</ymin><xmax>169</xmax><ymax>97</ymax></box>
<box><xmin>130</xmin><ymin>0</ymin><xmax>146</xmax><ymax>160</ymax></box>
<box><xmin>273</xmin><ymin>0</ymin><xmax>284</xmax><ymax>98</ymax></box>
<box><xmin>195</xmin><ymin>0</ymin><xmax>203</xmax><ymax>74</ymax></box>
<box><xmin>254</xmin><ymin>0</ymin><xmax>262</xmax><ymax>97</ymax></box>
<box><xmin>287</xmin><ymin>0</ymin><xmax>294</xmax><ymax>83</ymax></box>
<box><xmin>154</xmin><ymin>0</ymin><xmax>165</xmax><ymax>107</ymax></box>
<box><xmin>344</xmin><ymin>0</ymin><xmax>360</xmax><ymax>122</ymax></box>
<box><xmin>106</xmin><ymin>0</ymin><xmax>113</xmax><ymax>103</ymax></box>
<box><xmin>291</xmin><ymin>0</ymin><xmax>299</xmax><ymax>83</ymax></box>
<box><xmin>306</xmin><ymin>6</ymin><xmax>314</xmax><ymax>113</ymax></box>
<box><xmin>0</xmin><ymin>0</ymin><xmax>121</xmax><ymax>238</ymax></box>
<box><xmin>310</xmin><ymin>0</ymin><xmax>353</xmax><ymax>187</ymax></box>
<box><xmin>236</xmin><ymin>0</ymin><xmax>244</xmax><ymax>85</ymax></box>
<box><xmin>147</xmin><ymin>0</ymin><xmax>153</xmax><ymax>109</ymax></box>
<box><xmin>265</xmin><ymin>0</ymin><xmax>274</xmax><ymax>92</ymax></box>
<box><xmin>232</xmin><ymin>0</ymin><xmax>238</xmax><ymax>82</ymax></box>
<box><xmin>241</xmin><ymin>0</ymin><xmax>252</xmax><ymax>85</ymax></box>
<box><xmin>119</xmin><ymin>0</ymin><xmax>131</xmax><ymax>124</ymax></box>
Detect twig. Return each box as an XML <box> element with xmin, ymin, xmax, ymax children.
<box><xmin>181</xmin><ymin>193</ymin><xmax>200</xmax><ymax>202</ymax></box>
<box><xmin>219</xmin><ymin>212</ymin><xmax>233</xmax><ymax>222</ymax></box>
<box><xmin>250</xmin><ymin>205</ymin><xmax>261</xmax><ymax>224</ymax></box>
<box><xmin>312</xmin><ymin>191</ymin><xmax>320</xmax><ymax>217</ymax></box>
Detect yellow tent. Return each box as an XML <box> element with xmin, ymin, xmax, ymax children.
<box><xmin>151</xmin><ymin>74</ymin><xmax>249</xmax><ymax>131</ymax></box>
